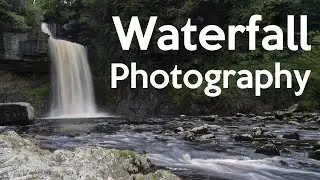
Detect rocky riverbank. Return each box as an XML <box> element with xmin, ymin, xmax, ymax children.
<box><xmin>0</xmin><ymin>131</ymin><xmax>180</xmax><ymax>180</ymax></box>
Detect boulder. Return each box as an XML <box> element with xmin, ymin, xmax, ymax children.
<box><xmin>287</xmin><ymin>104</ymin><xmax>299</xmax><ymax>113</ymax></box>
<box><xmin>250</xmin><ymin>127</ymin><xmax>275</xmax><ymax>138</ymax></box>
<box><xmin>309</xmin><ymin>141</ymin><xmax>320</xmax><ymax>160</ymax></box>
<box><xmin>275</xmin><ymin>111</ymin><xmax>285</xmax><ymax>120</ymax></box>
<box><xmin>191</xmin><ymin>125</ymin><xmax>208</xmax><ymax>135</ymax></box>
<box><xmin>255</xmin><ymin>143</ymin><xmax>280</xmax><ymax>156</ymax></box>
<box><xmin>184</xmin><ymin>131</ymin><xmax>195</xmax><ymax>141</ymax></box>
<box><xmin>202</xmin><ymin>115</ymin><xmax>218</xmax><ymax>121</ymax></box>
<box><xmin>309</xmin><ymin>150</ymin><xmax>320</xmax><ymax>160</ymax></box>
<box><xmin>312</xmin><ymin>141</ymin><xmax>320</xmax><ymax>151</ymax></box>
<box><xmin>0</xmin><ymin>102</ymin><xmax>35</xmax><ymax>126</ymax></box>
<box><xmin>234</xmin><ymin>134</ymin><xmax>254</xmax><ymax>142</ymax></box>
<box><xmin>283</xmin><ymin>132</ymin><xmax>300</xmax><ymax>140</ymax></box>
<box><xmin>175</xmin><ymin>127</ymin><xmax>184</xmax><ymax>133</ymax></box>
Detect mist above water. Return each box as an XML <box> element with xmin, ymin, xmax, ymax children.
<box><xmin>42</xmin><ymin>23</ymin><xmax>101</xmax><ymax>118</ymax></box>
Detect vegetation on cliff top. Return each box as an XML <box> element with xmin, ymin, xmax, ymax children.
<box><xmin>0</xmin><ymin>0</ymin><xmax>43</xmax><ymax>32</ymax></box>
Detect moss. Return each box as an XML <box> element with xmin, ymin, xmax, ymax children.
<box><xmin>181</xmin><ymin>0</ymin><xmax>198</xmax><ymax>14</ymax></box>
<box><xmin>24</xmin><ymin>82</ymin><xmax>50</xmax><ymax>112</ymax></box>
<box><xmin>117</xmin><ymin>149</ymin><xmax>137</xmax><ymax>159</ymax></box>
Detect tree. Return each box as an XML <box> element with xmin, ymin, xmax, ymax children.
<box><xmin>0</xmin><ymin>0</ymin><xmax>43</xmax><ymax>32</ymax></box>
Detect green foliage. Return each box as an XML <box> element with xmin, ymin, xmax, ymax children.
<box><xmin>38</xmin><ymin>0</ymin><xmax>78</xmax><ymax>23</ymax></box>
<box><xmin>117</xmin><ymin>149</ymin><xmax>137</xmax><ymax>158</ymax></box>
<box><xmin>24</xmin><ymin>1</ymin><xmax>44</xmax><ymax>29</ymax></box>
<box><xmin>0</xmin><ymin>0</ymin><xmax>44</xmax><ymax>31</ymax></box>
<box><xmin>1</xmin><ymin>10</ymin><xmax>30</xmax><ymax>31</ymax></box>
<box><xmin>25</xmin><ymin>82</ymin><xmax>50</xmax><ymax>111</ymax></box>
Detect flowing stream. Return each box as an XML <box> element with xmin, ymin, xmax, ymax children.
<box><xmin>14</xmin><ymin>116</ymin><xmax>320</xmax><ymax>180</ymax></box>
<box><xmin>41</xmin><ymin>23</ymin><xmax>99</xmax><ymax>118</ymax></box>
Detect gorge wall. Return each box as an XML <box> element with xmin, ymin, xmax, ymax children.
<box><xmin>0</xmin><ymin>29</ymin><xmax>50</xmax><ymax>116</ymax></box>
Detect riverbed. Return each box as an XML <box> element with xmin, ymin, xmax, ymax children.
<box><xmin>7</xmin><ymin>115</ymin><xmax>320</xmax><ymax>180</ymax></box>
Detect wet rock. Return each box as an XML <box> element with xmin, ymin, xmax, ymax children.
<box><xmin>312</xmin><ymin>141</ymin><xmax>320</xmax><ymax>151</ymax></box>
<box><xmin>250</xmin><ymin>127</ymin><xmax>275</xmax><ymax>138</ymax></box>
<box><xmin>275</xmin><ymin>111</ymin><xmax>285</xmax><ymax>120</ymax></box>
<box><xmin>255</xmin><ymin>143</ymin><xmax>280</xmax><ymax>156</ymax></box>
<box><xmin>287</xmin><ymin>104</ymin><xmax>299</xmax><ymax>113</ymax></box>
<box><xmin>283</xmin><ymin>132</ymin><xmax>300</xmax><ymax>140</ymax></box>
<box><xmin>0</xmin><ymin>102</ymin><xmax>35</xmax><ymax>126</ymax></box>
<box><xmin>234</xmin><ymin>134</ymin><xmax>254</xmax><ymax>142</ymax></box>
<box><xmin>184</xmin><ymin>131</ymin><xmax>195</xmax><ymax>141</ymax></box>
<box><xmin>202</xmin><ymin>115</ymin><xmax>218</xmax><ymax>121</ymax></box>
<box><xmin>281</xmin><ymin>148</ymin><xmax>292</xmax><ymax>154</ymax></box>
<box><xmin>191</xmin><ymin>125</ymin><xmax>208</xmax><ymax>135</ymax></box>
<box><xmin>309</xmin><ymin>150</ymin><xmax>320</xmax><ymax>160</ymax></box>
<box><xmin>175</xmin><ymin>127</ymin><xmax>184</xmax><ymax>133</ymax></box>
<box><xmin>278</xmin><ymin>104</ymin><xmax>299</xmax><ymax>118</ymax></box>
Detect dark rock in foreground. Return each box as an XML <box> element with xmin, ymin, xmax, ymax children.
<box><xmin>0</xmin><ymin>102</ymin><xmax>35</xmax><ymax>126</ymax></box>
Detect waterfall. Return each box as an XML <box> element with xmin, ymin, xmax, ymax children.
<box><xmin>41</xmin><ymin>23</ymin><xmax>99</xmax><ymax>118</ymax></box>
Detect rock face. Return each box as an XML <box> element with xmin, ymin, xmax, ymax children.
<box><xmin>0</xmin><ymin>102</ymin><xmax>35</xmax><ymax>126</ymax></box>
<box><xmin>0</xmin><ymin>131</ymin><xmax>180</xmax><ymax>180</ymax></box>
<box><xmin>0</xmin><ymin>31</ymin><xmax>48</xmax><ymax>61</ymax></box>
<box><xmin>0</xmin><ymin>30</ymin><xmax>49</xmax><ymax>73</ymax></box>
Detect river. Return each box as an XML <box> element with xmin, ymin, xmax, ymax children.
<box><xmin>10</xmin><ymin>115</ymin><xmax>320</xmax><ymax>180</ymax></box>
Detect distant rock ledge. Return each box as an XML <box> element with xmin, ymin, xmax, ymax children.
<box><xmin>0</xmin><ymin>102</ymin><xmax>35</xmax><ymax>126</ymax></box>
<box><xmin>0</xmin><ymin>131</ymin><xmax>180</xmax><ymax>180</ymax></box>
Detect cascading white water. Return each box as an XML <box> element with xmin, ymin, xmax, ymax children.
<box><xmin>41</xmin><ymin>23</ymin><xmax>98</xmax><ymax>118</ymax></box>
